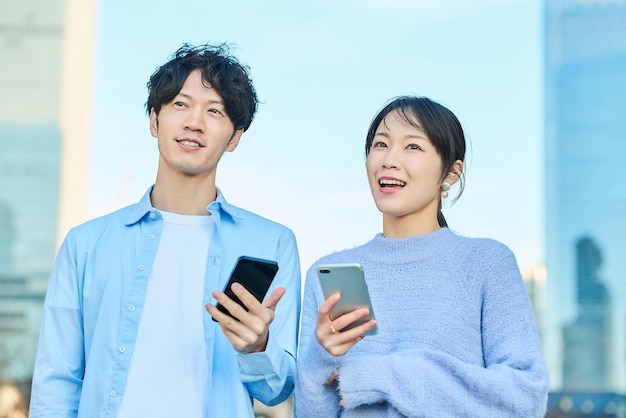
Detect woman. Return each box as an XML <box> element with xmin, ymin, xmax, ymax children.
<box><xmin>294</xmin><ymin>96</ymin><xmax>549</xmax><ymax>417</ymax></box>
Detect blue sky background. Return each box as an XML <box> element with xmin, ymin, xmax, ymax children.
<box><xmin>88</xmin><ymin>0</ymin><xmax>543</xmax><ymax>275</ymax></box>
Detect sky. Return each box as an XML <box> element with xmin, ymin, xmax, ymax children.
<box><xmin>87</xmin><ymin>0</ymin><xmax>544</xmax><ymax>277</ymax></box>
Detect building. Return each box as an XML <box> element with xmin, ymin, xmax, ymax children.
<box><xmin>546</xmin><ymin>392</ymin><xmax>626</xmax><ymax>418</ymax></box>
<box><xmin>561</xmin><ymin>237</ymin><xmax>612</xmax><ymax>391</ymax></box>
<box><xmin>0</xmin><ymin>0</ymin><xmax>65</xmax><ymax>383</ymax></box>
<box><xmin>521</xmin><ymin>263</ymin><xmax>547</xmax><ymax>344</ymax></box>
<box><xmin>544</xmin><ymin>0</ymin><xmax>626</xmax><ymax>392</ymax></box>
<box><xmin>0</xmin><ymin>0</ymin><xmax>95</xmax><ymax>393</ymax></box>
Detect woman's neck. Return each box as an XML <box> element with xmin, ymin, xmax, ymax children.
<box><xmin>381</xmin><ymin>212</ymin><xmax>441</xmax><ymax>238</ymax></box>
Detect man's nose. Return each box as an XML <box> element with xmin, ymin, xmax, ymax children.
<box><xmin>184</xmin><ymin>108</ymin><xmax>205</xmax><ymax>131</ymax></box>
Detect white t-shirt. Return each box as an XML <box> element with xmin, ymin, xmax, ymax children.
<box><xmin>117</xmin><ymin>211</ymin><xmax>214</xmax><ymax>418</ymax></box>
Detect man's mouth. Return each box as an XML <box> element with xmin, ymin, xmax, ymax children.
<box><xmin>176</xmin><ymin>139</ymin><xmax>202</xmax><ymax>147</ymax></box>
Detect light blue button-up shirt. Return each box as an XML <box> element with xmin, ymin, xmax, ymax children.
<box><xmin>29</xmin><ymin>187</ymin><xmax>301</xmax><ymax>418</ymax></box>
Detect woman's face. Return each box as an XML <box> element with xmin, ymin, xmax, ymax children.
<box><xmin>366</xmin><ymin>110</ymin><xmax>445</xmax><ymax>233</ymax></box>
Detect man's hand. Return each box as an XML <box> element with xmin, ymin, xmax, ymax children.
<box><xmin>206</xmin><ymin>283</ymin><xmax>286</xmax><ymax>353</ymax></box>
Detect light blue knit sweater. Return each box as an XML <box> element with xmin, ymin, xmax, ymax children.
<box><xmin>294</xmin><ymin>227</ymin><xmax>549</xmax><ymax>418</ymax></box>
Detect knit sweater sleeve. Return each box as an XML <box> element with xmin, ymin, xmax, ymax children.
<box><xmin>294</xmin><ymin>264</ymin><xmax>342</xmax><ymax>417</ymax></box>
<box><xmin>338</xmin><ymin>244</ymin><xmax>549</xmax><ymax>417</ymax></box>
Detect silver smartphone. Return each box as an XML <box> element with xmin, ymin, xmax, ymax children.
<box><xmin>316</xmin><ymin>263</ymin><xmax>377</xmax><ymax>336</ymax></box>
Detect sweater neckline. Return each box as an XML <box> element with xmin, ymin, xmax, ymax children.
<box><xmin>366</xmin><ymin>227</ymin><xmax>455</xmax><ymax>263</ymax></box>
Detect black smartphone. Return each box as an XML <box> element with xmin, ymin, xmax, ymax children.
<box><xmin>317</xmin><ymin>263</ymin><xmax>377</xmax><ymax>335</ymax></box>
<box><xmin>214</xmin><ymin>256</ymin><xmax>279</xmax><ymax>320</ymax></box>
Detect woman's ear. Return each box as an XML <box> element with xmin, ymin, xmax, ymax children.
<box><xmin>444</xmin><ymin>160</ymin><xmax>464</xmax><ymax>186</ymax></box>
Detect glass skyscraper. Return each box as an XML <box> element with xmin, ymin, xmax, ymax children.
<box><xmin>544</xmin><ymin>0</ymin><xmax>626</xmax><ymax>395</ymax></box>
<box><xmin>0</xmin><ymin>0</ymin><xmax>64</xmax><ymax>382</ymax></box>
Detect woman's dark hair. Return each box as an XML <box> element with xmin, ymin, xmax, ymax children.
<box><xmin>365</xmin><ymin>96</ymin><xmax>467</xmax><ymax>227</ymax></box>
<box><xmin>146</xmin><ymin>42</ymin><xmax>258</xmax><ymax>132</ymax></box>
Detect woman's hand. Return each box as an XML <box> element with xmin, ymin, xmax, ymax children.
<box><xmin>325</xmin><ymin>369</ymin><xmax>346</xmax><ymax>407</ymax></box>
<box><xmin>315</xmin><ymin>292</ymin><xmax>377</xmax><ymax>357</ymax></box>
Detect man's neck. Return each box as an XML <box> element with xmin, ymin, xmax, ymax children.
<box><xmin>151</xmin><ymin>173</ymin><xmax>217</xmax><ymax>215</ymax></box>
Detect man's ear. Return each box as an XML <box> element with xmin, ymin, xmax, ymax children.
<box><xmin>225</xmin><ymin>129</ymin><xmax>244</xmax><ymax>152</ymax></box>
<box><xmin>444</xmin><ymin>159</ymin><xmax>464</xmax><ymax>186</ymax></box>
<box><xmin>149</xmin><ymin>108</ymin><xmax>159</xmax><ymax>138</ymax></box>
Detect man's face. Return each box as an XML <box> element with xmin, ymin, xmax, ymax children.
<box><xmin>150</xmin><ymin>69</ymin><xmax>243</xmax><ymax>179</ymax></box>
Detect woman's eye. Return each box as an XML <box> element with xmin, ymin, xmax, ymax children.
<box><xmin>407</xmin><ymin>143</ymin><xmax>420</xmax><ymax>150</ymax></box>
<box><xmin>373</xmin><ymin>141</ymin><xmax>387</xmax><ymax>148</ymax></box>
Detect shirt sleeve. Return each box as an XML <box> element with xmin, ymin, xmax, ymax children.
<box><xmin>236</xmin><ymin>228</ymin><xmax>301</xmax><ymax>406</ymax></box>
<box><xmin>294</xmin><ymin>264</ymin><xmax>343</xmax><ymax>418</ymax></box>
<box><xmin>29</xmin><ymin>234</ymin><xmax>85</xmax><ymax>418</ymax></box>
<box><xmin>337</xmin><ymin>248</ymin><xmax>549</xmax><ymax>418</ymax></box>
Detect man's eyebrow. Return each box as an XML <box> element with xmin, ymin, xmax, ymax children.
<box><xmin>176</xmin><ymin>92</ymin><xmax>224</xmax><ymax>105</ymax></box>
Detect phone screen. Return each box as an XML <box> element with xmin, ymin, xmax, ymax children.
<box><xmin>215</xmin><ymin>256</ymin><xmax>279</xmax><ymax>320</ymax></box>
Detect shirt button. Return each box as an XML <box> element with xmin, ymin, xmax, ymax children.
<box><xmin>119</xmin><ymin>346</ymin><xmax>126</xmax><ymax>353</ymax></box>
<box><xmin>148</xmin><ymin>234</ymin><xmax>155</xmax><ymax>240</ymax></box>
<box><xmin>110</xmin><ymin>390</ymin><xmax>117</xmax><ymax>397</ymax></box>
<box><xmin>128</xmin><ymin>305</ymin><xmax>135</xmax><ymax>312</ymax></box>
<box><xmin>149</xmin><ymin>212</ymin><xmax>156</xmax><ymax>219</ymax></box>
<box><xmin>138</xmin><ymin>265</ymin><xmax>145</xmax><ymax>271</ymax></box>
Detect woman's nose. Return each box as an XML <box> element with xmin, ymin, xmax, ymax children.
<box><xmin>382</xmin><ymin>149</ymin><xmax>399</xmax><ymax>169</ymax></box>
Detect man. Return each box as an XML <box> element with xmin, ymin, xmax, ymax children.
<box><xmin>29</xmin><ymin>43</ymin><xmax>301</xmax><ymax>418</ymax></box>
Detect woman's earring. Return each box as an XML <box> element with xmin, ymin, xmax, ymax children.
<box><xmin>441</xmin><ymin>182</ymin><xmax>451</xmax><ymax>198</ymax></box>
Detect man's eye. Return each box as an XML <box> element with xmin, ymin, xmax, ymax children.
<box><xmin>173</xmin><ymin>101</ymin><xmax>186</xmax><ymax>107</ymax></box>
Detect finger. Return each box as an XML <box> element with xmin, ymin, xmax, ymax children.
<box><xmin>326</xmin><ymin>370</ymin><xmax>339</xmax><ymax>386</ymax></box>
<box><xmin>212</xmin><ymin>290</ymin><xmax>247</xmax><ymax>321</ymax></box>
<box><xmin>262</xmin><ymin>287</ymin><xmax>286</xmax><ymax>311</ymax></box>
<box><xmin>206</xmin><ymin>302</ymin><xmax>231</xmax><ymax>322</ymax></box>
<box><xmin>322</xmin><ymin>336</ymin><xmax>364</xmax><ymax>357</ymax></box>
<box><xmin>229</xmin><ymin>282</ymin><xmax>260</xmax><ymax>311</ymax></box>
<box><xmin>231</xmin><ymin>285</ymin><xmax>285</xmax><ymax>328</ymax></box>
<box><xmin>330</xmin><ymin>308</ymin><xmax>371</xmax><ymax>334</ymax></box>
<box><xmin>229</xmin><ymin>284</ymin><xmax>283</xmax><ymax>319</ymax></box>
<box><xmin>207</xmin><ymin>301</ymin><xmax>237</xmax><ymax>331</ymax></box>
<box><xmin>205</xmin><ymin>302</ymin><xmax>218</xmax><ymax>319</ymax></box>
<box><xmin>209</xmin><ymin>302</ymin><xmax>265</xmax><ymax>350</ymax></box>
<box><xmin>222</xmin><ymin>317</ymin><xmax>270</xmax><ymax>353</ymax></box>
<box><xmin>318</xmin><ymin>292</ymin><xmax>341</xmax><ymax>318</ymax></box>
<box><xmin>316</xmin><ymin>317</ymin><xmax>375</xmax><ymax>357</ymax></box>
<box><xmin>216</xmin><ymin>286</ymin><xmax>273</xmax><ymax>352</ymax></box>
<box><xmin>219</xmin><ymin>321</ymin><xmax>258</xmax><ymax>352</ymax></box>
<box><xmin>315</xmin><ymin>293</ymin><xmax>341</xmax><ymax>331</ymax></box>
<box><xmin>339</xmin><ymin>318</ymin><xmax>377</xmax><ymax>340</ymax></box>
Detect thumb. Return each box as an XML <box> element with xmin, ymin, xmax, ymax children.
<box><xmin>263</xmin><ymin>287</ymin><xmax>286</xmax><ymax>311</ymax></box>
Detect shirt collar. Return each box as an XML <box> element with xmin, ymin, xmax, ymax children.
<box><xmin>124</xmin><ymin>185</ymin><xmax>243</xmax><ymax>226</ymax></box>
<box><xmin>208</xmin><ymin>187</ymin><xmax>245</xmax><ymax>221</ymax></box>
